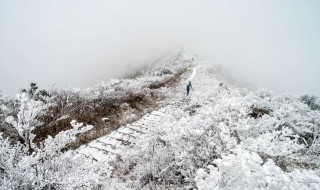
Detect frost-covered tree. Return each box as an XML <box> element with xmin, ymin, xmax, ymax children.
<box><xmin>6</xmin><ymin>93</ymin><xmax>48</xmax><ymax>153</ymax></box>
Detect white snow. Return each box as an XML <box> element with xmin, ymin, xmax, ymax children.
<box><xmin>187</xmin><ymin>65</ymin><xmax>201</xmax><ymax>82</ymax></box>
<box><xmin>110</xmin><ymin>62</ymin><xmax>320</xmax><ymax>189</ymax></box>
<box><xmin>2</xmin><ymin>51</ymin><xmax>320</xmax><ymax>189</ymax></box>
<box><xmin>101</xmin><ymin>117</ymin><xmax>110</xmax><ymax>122</ymax></box>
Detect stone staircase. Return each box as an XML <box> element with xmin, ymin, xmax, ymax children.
<box><xmin>76</xmin><ymin>106</ymin><xmax>175</xmax><ymax>161</ymax></box>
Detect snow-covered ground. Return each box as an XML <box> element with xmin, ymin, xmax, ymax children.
<box><xmin>73</xmin><ymin>60</ymin><xmax>320</xmax><ymax>189</ymax></box>
<box><xmin>1</xmin><ymin>51</ymin><xmax>320</xmax><ymax>189</ymax></box>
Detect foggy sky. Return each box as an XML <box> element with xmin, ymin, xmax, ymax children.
<box><xmin>0</xmin><ymin>0</ymin><xmax>319</xmax><ymax>95</ymax></box>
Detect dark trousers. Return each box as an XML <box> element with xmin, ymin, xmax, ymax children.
<box><xmin>187</xmin><ymin>89</ymin><xmax>190</xmax><ymax>96</ymax></box>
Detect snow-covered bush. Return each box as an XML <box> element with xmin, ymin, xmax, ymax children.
<box><xmin>309</xmin><ymin>125</ymin><xmax>320</xmax><ymax>154</ymax></box>
<box><xmin>0</xmin><ymin>94</ymin><xmax>20</xmax><ymax>140</ymax></box>
<box><xmin>301</xmin><ymin>94</ymin><xmax>320</xmax><ymax>111</ymax></box>
<box><xmin>245</xmin><ymin>92</ymin><xmax>320</xmax><ymax>156</ymax></box>
<box><xmin>114</xmin><ymin>98</ymin><xmax>231</xmax><ymax>189</ymax></box>
<box><xmin>195</xmin><ymin>148</ymin><xmax>320</xmax><ymax>190</ymax></box>
<box><xmin>6</xmin><ymin>93</ymin><xmax>48</xmax><ymax>152</ymax></box>
<box><xmin>0</xmin><ymin>121</ymin><xmax>110</xmax><ymax>189</ymax></box>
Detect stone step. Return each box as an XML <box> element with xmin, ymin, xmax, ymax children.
<box><xmin>96</xmin><ymin>139</ymin><xmax>117</xmax><ymax>150</ymax></box>
<box><xmin>87</xmin><ymin>143</ymin><xmax>119</xmax><ymax>155</ymax></box>
<box><xmin>117</xmin><ymin>126</ymin><xmax>141</xmax><ymax>136</ymax></box>
<box><xmin>75</xmin><ymin>104</ymin><xmax>180</xmax><ymax>161</ymax></box>
<box><xmin>79</xmin><ymin>145</ymin><xmax>112</xmax><ymax>161</ymax></box>
<box><xmin>108</xmin><ymin>136</ymin><xmax>132</xmax><ymax>146</ymax></box>
<box><xmin>126</xmin><ymin>125</ymin><xmax>145</xmax><ymax>134</ymax></box>
<box><xmin>109</xmin><ymin>131</ymin><xmax>130</xmax><ymax>141</ymax></box>
<box><xmin>133</xmin><ymin>122</ymin><xmax>151</xmax><ymax>129</ymax></box>
<box><xmin>117</xmin><ymin>131</ymin><xmax>138</xmax><ymax>139</ymax></box>
<box><xmin>98</xmin><ymin>136</ymin><xmax>121</xmax><ymax>147</ymax></box>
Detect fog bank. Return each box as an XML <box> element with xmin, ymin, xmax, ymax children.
<box><xmin>0</xmin><ymin>0</ymin><xmax>319</xmax><ymax>95</ymax></box>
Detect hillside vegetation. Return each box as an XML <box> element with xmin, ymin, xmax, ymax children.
<box><xmin>1</xmin><ymin>51</ymin><xmax>320</xmax><ymax>189</ymax></box>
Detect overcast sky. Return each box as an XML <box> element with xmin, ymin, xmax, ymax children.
<box><xmin>0</xmin><ymin>0</ymin><xmax>319</xmax><ymax>95</ymax></box>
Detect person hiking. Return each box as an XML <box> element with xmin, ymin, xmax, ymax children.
<box><xmin>186</xmin><ymin>81</ymin><xmax>193</xmax><ymax>96</ymax></box>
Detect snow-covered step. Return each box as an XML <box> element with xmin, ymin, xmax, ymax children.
<box><xmin>147</xmin><ymin>112</ymin><xmax>163</xmax><ymax>119</ymax></box>
<box><xmin>134</xmin><ymin>122</ymin><xmax>152</xmax><ymax>128</ymax></box>
<box><xmin>117</xmin><ymin>131</ymin><xmax>138</xmax><ymax>139</ymax></box>
<box><xmin>73</xmin><ymin>150</ymin><xmax>94</xmax><ymax>160</ymax></box>
<box><xmin>109</xmin><ymin>131</ymin><xmax>130</xmax><ymax>141</ymax></box>
<box><xmin>89</xmin><ymin>140</ymin><xmax>114</xmax><ymax>151</ymax></box>
<box><xmin>96</xmin><ymin>139</ymin><xmax>117</xmax><ymax>150</ymax></box>
<box><xmin>78</xmin><ymin>145</ymin><xmax>111</xmax><ymax>161</ymax></box>
<box><xmin>88</xmin><ymin>142</ymin><xmax>119</xmax><ymax>155</ymax></box>
<box><xmin>146</xmin><ymin>113</ymin><xmax>162</xmax><ymax>118</ymax></box>
<box><xmin>158</xmin><ymin>107</ymin><xmax>167</xmax><ymax>111</ymax></box>
<box><xmin>144</xmin><ymin>118</ymin><xmax>160</xmax><ymax>123</ymax></box>
<box><xmin>98</xmin><ymin>136</ymin><xmax>122</xmax><ymax>147</ymax></box>
<box><xmin>75</xmin><ymin>104</ymin><xmax>175</xmax><ymax>162</ymax></box>
<box><xmin>108</xmin><ymin>136</ymin><xmax>132</xmax><ymax>146</ymax></box>
<box><xmin>139</xmin><ymin>119</ymin><xmax>154</xmax><ymax>124</ymax></box>
<box><xmin>130</xmin><ymin>123</ymin><xmax>149</xmax><ymax>130</ymax></box>
<box><xmin>126</xmin><ymin>125</ymin><xmax>145</xmax><ymax>134</ymax></box>
<box><xmin>150</xmin><ymin>111</ymin><xmax>165</xmax><ymax>117</ymax></box>
<box><xmin>86</xmin><ymin>148</ymin><xmax>117</xmax><ymax>161</ymax></box>
<box><xmin>117</xmin><ymin>126</ymin><xmax>140</xmax><ymax>136</ymax></box>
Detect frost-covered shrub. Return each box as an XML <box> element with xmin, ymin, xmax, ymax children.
<box><xmin>21</xmin><ymin>82</ymin><xmax>52</xmax><ymax>103</ymax></box>
<box><xmin>115</xmin><ymin>99</ymin><xmax>237</xmax><ymax>189</ymax></box>
<box><xmin>0</xmin><ymin>93</ymin><xmax>20</xmax><ymax>140</ymax></box>
<box><xmin>6</xmin><ymin>93</ymin><xmax>48</xmax><ymax>152</ymax></box>
<box><xmin>309</xmin><ymin>126</ymin><xmax>320</xmax><ymax>154</ymax></box>
<box><xmin>245</xmin><ymin>127</ymin><xmax>304</xmax><ymax>157</ymax></box>
<box><xmin>1</xmin><ymin>89</ymin><xmax>111</xmax><ymax>189</ymax></box>
<box><xmin>244</xmin><ymin>88</ymin><xmax>273</xmax><ymax>114</ymax></box>
<box><xmin>113</xmin><ymin>135</ymin><xmax>188</xmax><ymax>188</ymax></box>
<box><xmin>195</xmin><ymin>148</ymin><xmax>320</xmax><ymax>190</ymax></box>
<box><xmin>301</xmin><ymin>94</ymin><xmax>320</xmax><ymax>111</ymax></box>
<box><xmin>0</xmin><ymin>121</ymin><xmax>110</xmax><ymax>189</ymax></box>
<box><xmin>243</xmin><ymin>89</ymin><xmax>320</xmax><ymax>155</ymax></box>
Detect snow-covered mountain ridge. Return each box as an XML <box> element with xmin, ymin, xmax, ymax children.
<box><xmin>1</xmin><ymin>51</ymin><xmax>320</xmax><ymax>189</ymax></box>
<box><xmin>108</xmin><ymin>63</ymin><xmax>320</xmax><ymax>189</ymax></box>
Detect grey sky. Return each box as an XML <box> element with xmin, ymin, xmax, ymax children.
<box><xmin>0</xmin><ymin>0</ymin><xmax>319</xmax><ymax>95</ymax></box>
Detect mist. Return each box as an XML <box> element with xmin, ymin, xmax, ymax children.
<box><xmin>0</xmin><ymin>0</ymin><xmax>319</xmax><ymax>95</ymax></box>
